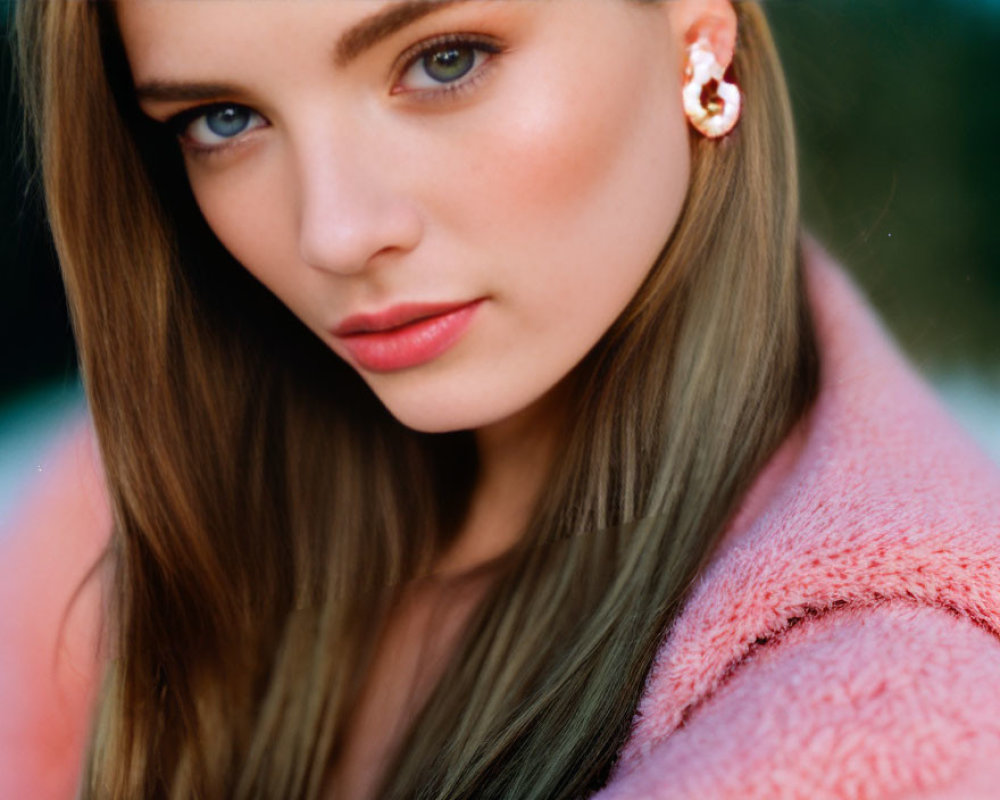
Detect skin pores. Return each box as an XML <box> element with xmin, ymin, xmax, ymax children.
<box><xmin>118</xmin><ymin>0</ymin><xmax>693</xmax><ymax>436</ymax></box>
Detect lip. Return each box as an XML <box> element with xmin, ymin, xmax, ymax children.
<box><xmin>331</xmin><ymin>299</ymin><xmax>485</xmax><ymax>372</ymax></box>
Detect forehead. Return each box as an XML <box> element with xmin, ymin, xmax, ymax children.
<box><xmin>116</xmin><ymin>0</ymin><xmax>482</xmax><ymax>80</ymax></box>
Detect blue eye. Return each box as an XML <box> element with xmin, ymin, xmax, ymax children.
<box><xmin>174</xmin><ymin>103</ymin><xmax>268</xmax><ymax>149</ymax></box>
<box><xmin>204</xmin><ymin>106</ymin><xmax>254</xmax><ymax>137</ymax></box>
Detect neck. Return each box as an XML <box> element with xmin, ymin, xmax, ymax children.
<box><xmin>433</xmin><ymin>383</ymin><xmax>568</xmax><ymax>577</ymax></box>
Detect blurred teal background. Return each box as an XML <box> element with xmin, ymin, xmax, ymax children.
<box><xmin>771</xmin><ymin>0</ymin><xmax>998</xmax><ymax>370</ymax></box>
<box><xmin>1</xmin><ymin>0</ymin><xmax>998</xmax><ymax>526</ymax></box>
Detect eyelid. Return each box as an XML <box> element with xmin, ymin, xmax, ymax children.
<box><xmin>390</xmin><ymin>32</ymin><xmax>505</xmax><ymax>95</ymax></box>
<box><xmin>164</xmin><ymin>102</ymin><xmax>269</xmax><ymax>154</ymax></box>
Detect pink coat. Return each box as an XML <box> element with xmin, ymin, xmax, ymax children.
<box><xmin>598</xmin><ymin>244</ymin><xmax>1000</xmax><ymax>798</ymax></box>
<box><xmin>2</xmin><ymin>245</ymin><xmax>999</xmax><ymax>798</ymax></box>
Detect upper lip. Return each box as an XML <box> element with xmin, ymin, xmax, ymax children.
<box><xmin>332</xmin><ymin>299</ymin><xmax>482</xmax><ymax>336</ymax></box>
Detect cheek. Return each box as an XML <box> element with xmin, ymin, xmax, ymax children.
<box><xmin>448</xmin><ymin>42</ymin><xmax>690</xmax><ymax>327</ymax></box>
<box><xmin>189</xmin><ymin>160</ymin><xmax>312</xmax><ymax>317</ymax></box>
<box><xmin>498</xmin><ymin>78</ymin><xmax>681</xmax><ymax>217</ymax></box>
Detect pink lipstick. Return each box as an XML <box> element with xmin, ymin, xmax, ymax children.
<box><xmin>332</xmin><ymin>299</ymin><xmax>484</xmax><ymax>372</ymax></box>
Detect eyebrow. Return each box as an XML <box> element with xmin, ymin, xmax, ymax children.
<box><xmin>135</xmin><ymin>0</ymin><xmax>465</xmax><ymax>104</ymax></box>
<box><xmin>334</xmin><ymin>0</ymin><xmax>464</xmax><ymax>68</ymax></box>
<box><xmin>135</xmin><ymin>82</ymin><xmax>242</xmax><ymax>104</ymax></box>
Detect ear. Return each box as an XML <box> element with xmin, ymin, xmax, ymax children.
<box><xmin>665</xmin><ymin>0</ymin><xmax>738</xmax><ymax>72</ymax></box>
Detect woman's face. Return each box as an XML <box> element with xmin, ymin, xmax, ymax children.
<box><xmin>118</xmin><ymin>0</ymin><xmax>695</xmax><ymax>433</ymax></box>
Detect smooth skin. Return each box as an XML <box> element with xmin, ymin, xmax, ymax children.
<box><xmin>116</xmin><ymin>2</ymin><xmax>738</xmax><ymax>796</ymax></box>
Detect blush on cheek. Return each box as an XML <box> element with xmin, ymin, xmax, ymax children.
<box><xmin>475</xmin><ymin>38</ymin><xmax>685</xmax><ymax>248</ymax></box>
<box><xmin>492</xmin><ymin>85</ymin><xmax>639</xmax><ymax>217</ymax></box>
<box><xmin>456</xmin><ymin>27</ymin><xmax>690</xmax><ymax>355</ymax></box>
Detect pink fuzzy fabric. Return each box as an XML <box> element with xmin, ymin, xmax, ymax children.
<box><xmin>598</xmin><ymin>244</ymin><xmax>1000</xmax><ymax>799</ymax></box>
<box><xmin>0</xmin><ymin>424</ymin><xmax>108</xmax><ymax>799</ymax></box>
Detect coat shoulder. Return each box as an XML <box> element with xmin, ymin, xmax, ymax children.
<box><xmin>597</xmin><ymin>599</ymin><xmax>1000</xmax><ymax>799</ymax></box>
<box><xmin>0</xmin><ymin>420</ymin><xmax>110</xmax><ymax>799</ymax></box>
<box><xmin>612</xmin><ymin>246</ymin><xmax>1000</xmax><ymax>791</ymax></box>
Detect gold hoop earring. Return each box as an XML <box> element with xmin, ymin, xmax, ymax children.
<box><xmin>683</xmin><ymin>38</ymin><xmax>742</xmax><ymax>139</ymax></box>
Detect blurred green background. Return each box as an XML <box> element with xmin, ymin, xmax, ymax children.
<box><xmin>770</xmin><ymin>0</ymin><xmax>998</xmax><ymax>370</ymax></box>
<box><xmin>1</xmin><ymin>0</ymin><xmax>998</xmax><ymax>520</ymax></box>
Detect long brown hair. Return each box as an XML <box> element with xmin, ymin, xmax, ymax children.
<box><xmin>16</xmin><ymin>2</ymin><xmax>817</xmax><ymax>797</ymax></box>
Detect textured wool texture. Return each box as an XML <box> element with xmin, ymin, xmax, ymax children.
<box><xmin>1</xmin><ymin>247</ymin><xmax>998</xmax><ymax>799</ymax></box>
<box><xmin>598</xmin><ymin>245</ymin><xmax>1000</xmax><ymax>799</ymax></box>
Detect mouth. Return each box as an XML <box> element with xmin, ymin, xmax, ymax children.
<box><xmin>331</xmin><ymin>299</ymin><xmax>485</xmax><ymax>373</ymax></box>
<box><xmin>333</xmin><ymin>300</ymin><xmax>480</xmax><ymax>336</ymax></box>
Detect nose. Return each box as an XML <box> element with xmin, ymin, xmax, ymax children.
<box><xmin>294</xmin><ymin>135</ymin><xmax>423</xmax><ymax>276</ymax></box>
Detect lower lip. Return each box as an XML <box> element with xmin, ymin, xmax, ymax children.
<box><xmin>335</xmin><ymin>300</ymin><xmax>484</xmax><ymax>373</ymax></box>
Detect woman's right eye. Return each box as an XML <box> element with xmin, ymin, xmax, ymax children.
<box><xmin>170</xmin><ymin>104</ymin><xmax>268</xmax><ymax>151</ymax></box>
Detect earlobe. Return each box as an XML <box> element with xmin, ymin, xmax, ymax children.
<box><xmin>674</xmin><ymin>3</ymin><xmax>741</xmax><ymax>139</ymax></box>
<box><xmin>666</xmin><ymin>0</ymin><xmax>738</xmax><ymax>71</ymax></box>
<box><xmin>685</xmin><ymin>11</ymin><xmax>738</xmax><ymax>73</ymax></box>
<box><xmin>682</xmin><ymin>35</ymin><xmax>742</xmax><ymax>139</ymax></box>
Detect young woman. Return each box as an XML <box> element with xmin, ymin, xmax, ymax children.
<box><xmin>6</xmin><ymin>1</ymin><xmax>1000</xmax><ymax>798</ymax></box>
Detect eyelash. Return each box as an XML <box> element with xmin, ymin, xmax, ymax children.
<box><xmin>165</xmin><ymin>33</ymin><xmax>504</xmax><ymax>158</ymax></box>
<box><xmin>392</xmin><ymin>32</ymin><xmax>504</xmax><ymax>100</ymax></box>
<box><xmin>166</xmin><ymin>104</ymin><xmax>266</xmax><ymax>156</ymax></box>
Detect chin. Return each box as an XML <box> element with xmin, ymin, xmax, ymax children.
<box><xmin>380</xmin><ymin>400</ymin><xmax>501</xmax><ymax>434</ymax></box>
<box><xmin>373</xmin><ymin>384</ymin><xmax>538</xmax><ymax>435</ymax></box>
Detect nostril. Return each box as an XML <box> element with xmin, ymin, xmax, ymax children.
<box><xmin>293</xmin><ymin>144</ymin><xmax>424</xmax><ymax>277</ymax></box>
<box><xmin>298</xmin><ymin>200</ymin><xmax>423</xmax><ymax>277</ymax></box>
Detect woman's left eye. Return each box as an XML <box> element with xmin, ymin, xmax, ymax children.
<box><xmin>395</xmin><ymin>36</ymin><xmax>502</xmax><ymax>95</ymax></box>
